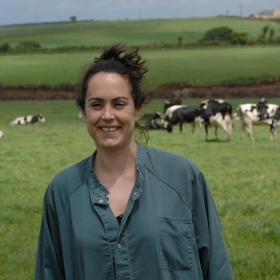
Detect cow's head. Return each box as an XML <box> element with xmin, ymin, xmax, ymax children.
<box><xmin>166</xmin><ymin>124</ymin><xmax>173</xmax><ymax>133</ymax></box>
<box><xmin>38</xmin><ymin>114</ymin><xmax>46</xmax><ymax>122</ymax></box>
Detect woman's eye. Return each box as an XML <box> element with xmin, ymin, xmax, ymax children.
<box><xmin>91</xmin><ymin>103</ymin><xmax>102</xmax><ymax>108</ymax></box>
<box><xmin>115</xmin><ymin>103</ymin><xmax>125</xmax><ymax>108</ymax></box>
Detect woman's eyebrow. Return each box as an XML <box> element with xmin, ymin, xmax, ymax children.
<box><xmin>112</xmin><ymin>96</ymin><xmax>129</xmax><ymax>101</ymax></box>
<box><xmin>88</xmin><ymin>97</ymin><xmax>103</xmax><ymax>101</ymax></box>
<box><xmin>88</xmin><ymin>96</ymin><xmax>129</xmax><ymax>101</ymax></box>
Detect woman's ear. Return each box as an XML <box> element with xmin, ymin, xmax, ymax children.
<box><xmin>81</xmin><ymin>110</ymin><xmax>86</xmax><ymax>122</ymax></box>
<box><xmin>135</xmin><ymin>105</ymin><xmax>143</xmax><ymax>121</ymax></box>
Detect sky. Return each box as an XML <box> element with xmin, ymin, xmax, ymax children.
<box><xmin>1</xmin><ymin>0</ymin><xmax>279</xmax><ymax>26</ymax></box>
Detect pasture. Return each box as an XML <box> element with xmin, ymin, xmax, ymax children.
<box><xmin>0</xmin><ymin>98</ymin><xmax>280</xmax><ymax>279</ymax></box>
<box><xmin>1</xmin><ymin>46</ymin><xmax>280</xmax><ymax>88</ymax></box>
<box><xmin>1</xmin><ymin>17</ymin><xmax>278</xmax><ymax>48</ymax></box>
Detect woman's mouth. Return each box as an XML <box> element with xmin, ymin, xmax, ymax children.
<box><xmin>101</xmin><ymin>127</ymin><xmax>118</xmax><ymax>132</ymax></box>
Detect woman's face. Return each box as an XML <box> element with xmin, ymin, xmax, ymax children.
<box><xmin>82</xmin><ymin>72</ymin><xmax>142</xmax><ymax>151</ymax></box>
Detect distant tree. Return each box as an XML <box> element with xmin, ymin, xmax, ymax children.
<box><xmin>231</xmin><ymin>32</ymin><xmax>248</xmax><ymax>45</ymax></box>
<box><xmin>177</xmin><ymin>36</ymin><xmax>183</xmax><ymax>46</ymax></box>
<box><xmin>269</xmin><ymin>28</ymin><xmax>275</xmax><ymax>42</ymax></box>
<box><xmin>261</xmin><ymin>25</ymin><xmax>270</xmax><ymax>39</ymax></box>
<box><xmin>0</xmin><ymin>42</ymin><xmax>10</xmax><ymax>52</ymax></box>
<box><xmin>17</xmin><ymin>41</ymin><xmax>41</xmax><ymax>49</ymax></box>
<box><xmin>70</xmin><ymin>16</ymin><xmax>77</xmax><ymax>22</ymax></box>
<box><xmin>201</xmin><ymin>26</ymin><xmax>233</xmax><ymax>41</ymax></box>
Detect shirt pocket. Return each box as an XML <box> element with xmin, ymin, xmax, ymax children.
<box><xmin>159</xmin><ymin>216</ymin><xmax>192</xmax><ymax>271</ymax></box>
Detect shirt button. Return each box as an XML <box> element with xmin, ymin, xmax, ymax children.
<box><xmin>99</xmin><ymin>199</ymin><xmax>103</xmax><ymax>203</ymax></box>
<box><xmin>134</xmin><ymin>192</ymin><xmax>138</xmax><ymax>195</ymax></box>
<box><xmin>117</xmin><ymin>244</ymin><xmax>121</xmax><ymax>248</ymax></box>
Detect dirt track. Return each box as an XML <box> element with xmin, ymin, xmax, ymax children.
<box><xmin>1</xmin><ymin>81</ymin><xmax>280</xmax><ymax>101</ymax></box>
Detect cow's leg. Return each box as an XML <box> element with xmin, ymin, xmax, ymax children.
<box><xmin>191</xmin><ymin>122</ymin><xmax>195</xmax><ymax>134</ymax></box>
<box><xmin>216</xmin><ymin>120</ymin><xmax>230</xmax><ymax>142</ymax></box>
<box><xmin>270</xmin><ymin>125</ymin><xmax>277</xmax><ymax>141</ymax></box>
<box><xmin>245</xmin><ymin>122</ymin><xmax>254</xmax><ymax>141</ymax></box>
<box><xmin>240</xmin><ymin>121</ymin><xmax>246</xmax><ymax>140</ymax></box>
<box><xmin>179</xmin><ymin>122</ymin><xmax>183</xmax><ymax>133</ymax></box>
<box><xmin>215</xmin><ymin>127</ymin><xmax>218</xmax><ymax>140</ymax></box>
<box><xmin>204</xmin><ymin>124</ymin><xmax>208</xmax><ymax>141</ymax></box>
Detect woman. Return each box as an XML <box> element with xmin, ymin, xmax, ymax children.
<box><xmin>34</xmin><ymin>44</ymin><xmax>234</xmax><ymax>279</ymax></box>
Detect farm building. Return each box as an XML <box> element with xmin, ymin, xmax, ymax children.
<box><xmin>254</xmin><ymin>7</ymin><xmax>280</xmax><ymax>17</ymax></box>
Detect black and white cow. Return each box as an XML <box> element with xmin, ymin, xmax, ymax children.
<box><xmin>163</xmin><ymin>104</ymin><xmax>187</xmax><ymax>125</ymax></box>
<box><xmin>10</xmin><ymin>114</ymin><xmax>46</xmax><ymax>126</ymax></box>
<box><xmin>163</xmin><ymin>99</ymin><xmax>182</xmax><ymax>113</ymax></box>
<box><xmin>237</xmin><ymin>102</ymin><xmax>280</xmax><ymax>141</ymax></box>
<box><xmin>165</xmin><ymin>106</ymin><xmax>203</xmax><ymax>133</ymax></box>
<box><xmin>0</xmin><ymin>130</ymin><xmax>4</xmax><ymax>139</ymax></box>
<box><xmin>271</xmin><ymin>106</ymin><xmax>280</xmax><ymax>140</ymax></box>
<box><xmin>201</xmin><ymin>100</ymin><xmax>233</xmax><ymax>142</ymax></box>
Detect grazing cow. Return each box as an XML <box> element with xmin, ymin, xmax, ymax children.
<box><xmin>10</xmin><ymin>114</ymin><xmax>46</xmax><ymax>126</ymax></box>
<box><xmin>201</xmin><ymin>100</ymin><xmax>233</xmax><ymax>142</ymax></box>
<box><xmin>163</xmin><ymin>99</ymin><xmax>182</xmax><ymax>113</ymax></box>
<box><xmin>165</xmin><ymin>106</ymin><xmax>203</xmax><ymax>133</ymax></box>
<box><xmin>237</xmin><ymin>102</ymin><xmax>279</xmax><ymax>141</ymax></box>
<box><xmin>0</xmin><ymin>130</ymin><xmax>4</xmax><ymax>139</ymax></box>
<box><xmin>163</xmin><ymin>104</ymin><xmax>187</xmax><ymax>125</ymax></box>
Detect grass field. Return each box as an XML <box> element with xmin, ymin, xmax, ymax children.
<box><xmin>1</xmin><ymin>17</ymin><xmax>279</xmax><ymax>48</ymax></box>
<box><xmin>0</xmin><ymin>98</ymin><xmax>280</xmax><ymax>279</ymax></box>
<box><xmin>1</xmin><ymin>46</ymin><xmax>280</xmax><ymax>88</ymax></box>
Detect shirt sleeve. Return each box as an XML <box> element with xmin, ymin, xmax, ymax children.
<box><xmin>192</xmin><ymin>171</ymin><xmax>234</xmax><ymax>280</ymax></box>
<box><xmin>34</xmin><ymin>192</ymin><xmax>65</xmax><ymax>280</ymax></box>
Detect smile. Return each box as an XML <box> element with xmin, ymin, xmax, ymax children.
<box><xmin>101</xmin><ymin>127</ymin><xmax>118</xmax><ymax>132</ymax></box>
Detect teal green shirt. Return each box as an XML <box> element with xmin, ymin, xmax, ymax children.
<box><xmin>35</xmin><ymin>143</ymin><xmax>234</xmax><ymax>279</ymax></box>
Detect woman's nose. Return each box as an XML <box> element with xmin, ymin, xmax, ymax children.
<box><xmin>101</xmin><ymin>106</ymin><xmax>114</xmax><ymax>120</ymax></box>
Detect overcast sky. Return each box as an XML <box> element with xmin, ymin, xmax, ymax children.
<box><xmin>1</xmin><ymin>0</ymin><xmax>279</xmax><ymax>26</ymax></box>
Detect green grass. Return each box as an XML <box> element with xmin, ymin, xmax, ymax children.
<box><xmin>0</xmin><ymin>98</ymin><xmax>280</xmax><ymax>279</ymax></box>
<box><xmin>0</xmin><ymin>17</ymin><xmax>279</xmax><ymax>48</ymax></box>
<box><xmin>1</xmin><ymin>46</ymin><xmax>280</xmax><ymax>88</ymax></box>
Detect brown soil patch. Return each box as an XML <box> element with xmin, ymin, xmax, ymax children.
<box><xmin>1</xmin><ymin>81</ymin><xmax>280</xmax><ymax>101</ymax></box>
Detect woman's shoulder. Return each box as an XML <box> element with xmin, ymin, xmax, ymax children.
<box><xmin>144</xmin><ymin>145</ymin><xmax>198</xmax><ymax>171</ymax></box>
<box><xmin>45</xmin><ymin>156</ymin><xmax>92</xmax><ymax>200</ymax></box>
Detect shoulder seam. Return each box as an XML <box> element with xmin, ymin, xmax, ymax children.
<box><xmin>144</xmin><ymin>164</ymin><xmax>192</xmax><ymax>211</ymax></box>
<box><xmin>57</xmin><ymin>181</ymin><xmax>86</xmax><ymax>219</ymax></box>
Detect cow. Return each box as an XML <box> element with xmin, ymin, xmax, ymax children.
<box><xmin>237</xmin><ymin>102</ymin><xmax>280</xmax><ymax>141</ymax></box>
<box><xmin>271</xmin><ymin>106</ymin><xmax>280</xmax><ymax>140</ymax></box>
<box><xmin>143</xmin><ymin>119</ymin><xmax>165</xmax><ymax>130</ymax></box>
<box><xmin>200</xmin><ymin>99</ymin><xmax>225</xmax><ymax>109</ymax></box>
<box><xmin>165</xmin><ymin>106</ymin><xmax>203</xmax><ymax>133</ymax></box>
<box><xmin>201</xmin><ymin>100</ymin><xmax>233</xmax><ymax>142</ymax></box>
<box><xmin>10</xmin><ymin>114</ymin><xmax>46</xmax><ymax>126</ymax></box>
<box><xmin>140</xmin><ymin>112</ymin><xmax>164</xmax><ymax>130</ymax></box>
<box><xmin>0</xmin><ymin>130</ymin><xmax>4</xmax><ymax>139</ymax></box>
<box><xmin>163</xmin><ymin>99</ymin><xmax>182</xmax><ymax>113</ymax></box>
<box><xmin>163</xmin><ymin>104</ymin><xmax>187</xmax><ymax>125</ymax></box>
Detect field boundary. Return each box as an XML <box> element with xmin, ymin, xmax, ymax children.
<box><xmin>1</xmin><ymin>81</ymin><xmax>280</xmax><ymax>100</ymax></box>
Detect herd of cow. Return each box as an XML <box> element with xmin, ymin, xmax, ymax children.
<box><xmin>141</xmin><ymin>98</ymin><xmax>280</xmax><ymax>142</ymax></box>
<box><xmin>1</xmin><ymin>98</ymin><xmax>279</xmax><ymax>142</ymax></box>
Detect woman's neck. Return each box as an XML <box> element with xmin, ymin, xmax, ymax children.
<box><xmin>93</xmin><ymin>141</ymin><xmax>137</xmax><ymax>176</ymax></box>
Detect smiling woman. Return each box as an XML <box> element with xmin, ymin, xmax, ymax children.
<box><xmin>34</xmin><ymin>43</ymin><xmax>234</xmax><ymax>280</ymax></box>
